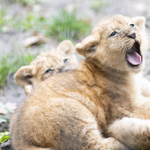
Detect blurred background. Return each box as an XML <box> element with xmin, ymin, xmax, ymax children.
<box><xmin>1</xmin><ymin>0</ymin><xmax>150</xmax><ymax>145</ymax></box>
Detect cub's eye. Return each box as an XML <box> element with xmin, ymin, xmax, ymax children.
<box><xmin>109</xmin><ymin>31</ymin><xmax>118</xmax><ymax>37</ymax></box>
<box><xmin>45</xmin><ymin>69</ymin><xmax>54</xmax><ymax>74</ymax></box>
<box><xmin>130</xmin><ymin>24</ymin><xmax>135</xmax><ymax>28</ymax></box>
<box><xmin>63</xmin><ymin>59</ymin><xmax>68</xmax><ymax>63</ymax></box>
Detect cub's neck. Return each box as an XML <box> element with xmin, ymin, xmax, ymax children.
<box><xmin>80</xmin><ymin>58</ymin><xmax>138</xmax><ymax>92</ymax></box>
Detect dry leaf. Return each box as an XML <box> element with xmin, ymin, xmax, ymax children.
<box><xmin>23</xmin><ymin>33</ymin><xmax>50</xmax><ymax>47</ymax></box>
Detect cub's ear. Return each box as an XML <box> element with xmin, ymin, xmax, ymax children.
<box><xmin>57</xmin><ymin>40</ymin><xmax>75</xmax><ymax>55</ymax></box>
<box><xmin>14</xmin><ymin>66</ymin><xmax>37</xmax><ymax>87</ymax></box>
<box><xmin>132</xmin><ymin>16</ymin><xmax>146</xmax><ymax>30</ymax></box>
<box><xmin>75</xmin><ymin>33</ymin><xmax>100</xmax><ymax>57</ymax></box>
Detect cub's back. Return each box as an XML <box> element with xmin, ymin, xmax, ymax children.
<box><xmin>10</xmin><ymin>68</ymin><xmax>105</xmax><ymax>149</ymax></box>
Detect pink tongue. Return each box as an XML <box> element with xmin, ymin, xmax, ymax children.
<box><xmin>126</xmin><ymin>51</ymin><xmax>141</xmax><ymax>65</ymax></box>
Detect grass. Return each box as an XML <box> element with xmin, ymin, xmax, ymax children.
<box><xmin>0</xmin><ymin>9</ymin><xmax>37</xmax><ymax>32</ymax></box>
<box><xmin>91</xmin><ymin>0</ymin><xmax>109</xmax><ymax>12</ymax></box>
<box><xmin>0</xmin><ymin>53</ymin><xmax>36</xmax><ymax>87</ymax></box>
<box><xmin>19</xmin><ymin>9</ymin><xmax>92</xmax><ymax>41</ymax></box>
<box><xmin>0</xmin><ymin>105</ymin><xmax>12</xmax><ymax>123</ymax></box>
<box><xmin>0</xmin><ymin>8</ymin><xmax>91</xmax><ymax>41</ymax></box>
<box><xmin>21</xmin><ymin>12</ymin><xmax>39</xmax><ymax>30</ymax></box>
<box><xmin>47</xmin><ymin>10</ymin><xmax>91</xmax><ymax>41</ymax></box>
<box><xmin>0</xmin><ymin>100</ymin><xmax>14</xmax><ymax>144</ymax></box>
<box><xmin>0</xmin><ymin>0</ymin><xmax>45</xmax><ymax>6</ymax></box>
<box><xmin>0</xmin><ymin>9</ymin><xmax>15</xmax><ymax>32</ymax></box>
<box><xmin>0</xmin><ymin>131</ymin><xmax>10</xmax><ymax>144</ymax></box>
<box><xmin>0</xmin><ymin>106</ymin><xmax>11</xmax><ymax>144</ymax></box>
<box><xmin>21</xmin><ymin>12</ymin><xmax>47</xmax><ymax>34</ymax></box>
<box><xmin>15</xmin><ymin>0</ymin><xmax>41</xmax><ymax>6</ymax></box>
<box><xmin>0</xmin><ymin>9</ymin><xmax>6</xmax><ymax>31</ymax></box>
<box><xmin>16</xmin><ymin>0</ymin><xmax>37</xmax><ymax>5</ymax></box>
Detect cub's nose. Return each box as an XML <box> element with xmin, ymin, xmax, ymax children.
<box><xmin>127</xmin><ymin>33</ymin><xmax>136</xmax><ymax>39</ymax></box>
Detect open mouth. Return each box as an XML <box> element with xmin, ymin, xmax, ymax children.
<box><xmin>125</xmin><ymin>42</ymin><xmax>142</xmax><ymax>67</ymax></box>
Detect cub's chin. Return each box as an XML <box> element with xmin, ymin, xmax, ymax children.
<box><xmin>125</xmin><ymin>41</ymin><xmax>143</xmax><ymax>72</ymax></box>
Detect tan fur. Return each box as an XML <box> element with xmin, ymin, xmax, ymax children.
<box><xmin>14</xmin><ymin>40</ymin><xmax>78</xmax><ymax>95</ymax></box>
<box><xmin>10</xmin><ymin>15</ymin><xmax>150</xmax><ymax>150</ymax></box>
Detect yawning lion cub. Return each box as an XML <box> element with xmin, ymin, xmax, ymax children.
<box><xmin>10</xmin><ymin>15</ymin><xmax>150</xmax><ymax>150</ymax></box>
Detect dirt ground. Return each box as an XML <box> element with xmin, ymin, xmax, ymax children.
<box><xmin>1</xmin><ymin>0</ymin><xmax>150</xmax><ymax>149</ymax></box>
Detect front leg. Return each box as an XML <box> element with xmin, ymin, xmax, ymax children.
<box><xmin>106</xmin><ymin>117</ymin><xmax>150</xmax><ymax>150</ymax></box>
<box><xmin>139</xmin><ymin>76</ymin><xmax>150</xmax><ymax>97</ymax></box>
<box><xmin>24</xmin><ymin>85</ymin><xmax>33</xmax><ymax>95</ymax></box>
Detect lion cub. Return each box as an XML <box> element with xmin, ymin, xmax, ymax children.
<box><xmin>14</xmin><ymin>40</ymin><xmax>78</xmax><ymax>95</ymax></box>
<box><xmin>10</xmin><ymin>15</ymin><xmax>150</xmax><ymax>150</ymax></box>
